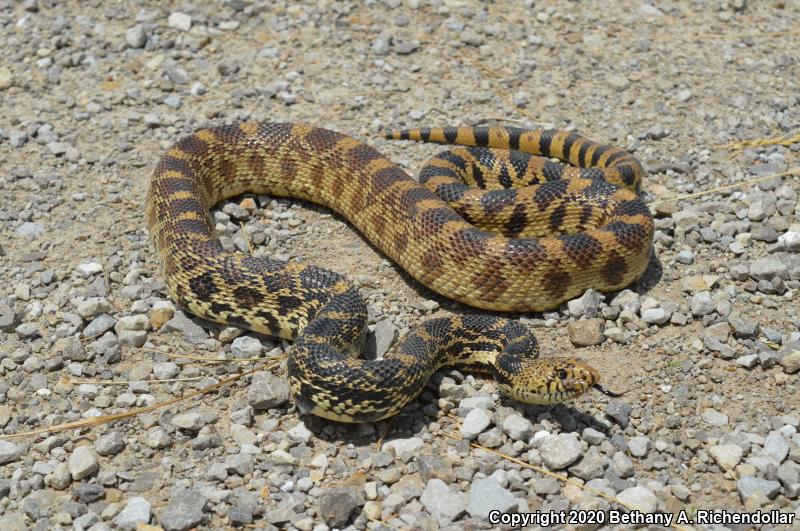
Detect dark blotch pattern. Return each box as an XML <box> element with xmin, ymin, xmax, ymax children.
<box><xmin>277</xmin><ymin>295</ymin><xmax>304</xmax><ymax>312</ymax></box>
<box><xmin>176</xmin><ymin>218</ymin><xmax>212</xmax><ymax>235</ymax></box>
<box><xmin>434</xmin><ymin>182</ymin><xmax>468</xmax><ymax>203</ymax></box>
<box><xmin>188</xmin><ymin>270</ymin><xmax>219</xmax><ymax>303</ymax></box>
<box><xmin>298</xmin><ymin>265</ymin><xmax>342</xmax><ymax>291</ymax></box>
<box><xmin>498</xmin><ymin>164</ymin><xmax>513</xmax><ymax>188</ymax></box>
<box><xmin>421</xmin><ymin>248</ymin><xmax>443</xmax><ymax>273</ymax></box>
<box><xmin>605</xmin><ymin>150</ymin><xmax>626</xmax><ymax>165</ymax></box>
<box><xmin>419</xmin><ymin>207</ymin><xmax>462</xmax><ymax>234</ymax></box>
<box><xmin>508</xmin><ymin>150</ymin><xmax>531</xmax><ymax>176</ymax></box>
<box><xmin>582</xmin><ymin>178</ymin><xmax>618</xmax><ymax>199</ymax></box>
<box><xmin>613</xmin><ymin>199</ymin><xmax>652</xmax><ymax>218</ymax></box>
<box><xmin>159</xmin><ymin>177</ymin><xmax>198</xmax><ymax>194</ymax></box>
<box><xmin>542</xmin><ymin>269</ymin><xmax>571</xmax><ymax>300</ymax></box>
<box><xmin>549</xmin><ymin>204</ymin><xmax>567</xmax><ymax>232</ymax></box>
<box><xmin>480</xmin><ymin>189</ymin><xmax>517</xmax><ymax>215</ymax></box>
<box><xmin>347</xmin><ymin>143</ymin><xmax>384</xmax><ymax>168</ymax></box>
<box><xmin>400</xmin><ymin>187</ymin><xmax>437</xmax><ymax>213</ymax></box>
<box><xmin>306</xmin><ymin>127</ymin><xmax>342</xmax><ymax>151</ymax></box>
<box><xmin>420</xmin><ymin>165</ymin><xmax>459</xmax><ymax>183</ymax></box>
<box><xmin>503</xmin><ymin>238</ymin><xmax>547</xmax><ymax>263</ymax></box>
<box><xmin>579</xmin><ymin>168</ymin><xmax>606</xmax><ymax>180</ymax></box>
<box><xmin>590</xmin><ymin>144</ymin><xmax>609</xmax><ymax>166</ymax></box>
<box><xmin>473</xmin><ymin>128</ymin><xmax>489</xmax><ymax>147</ymax></box>
<box><xmin>155</xmin><ymin>156</ymin><xmax>194</xmax><ymax>177</ymax></box>
<box><xmin>601</xmin><ymin>250</ymin><xmax>627</xmax><ymax>285</ymax></box>
<box><xmin>209</xmin><ymin>301</ymin><xmax>233</xmax><ymax>316</ymax></box>
<box><xmin>538</xmin><ymin>129</ymin><xmax>554</xmax><ymax>157</ymax></box>
<box><xmin>618</xmin><ymin>165</ymin><xmax>637</xmax><ymax>186</ymax></box>
<box><xmin>504</xmin><ymin>203</ymin><xmax>528</xmax><ymax>237</ymax></box>
<box><xmin>175</xmin><ymin>135</ymin><xmax>209</xmax><ymax>157</ymax></box>
<box><xmin>604</xmin><ymin>221</ymin><xmax>650</xmax><ymax>250</ymax></box>
<box><xmin>470</xmin><ymin>159</ymin><xmax>486</xmax><ymax>189</ymax></box>
<box><xmin>261</xmin><ymin>270</ymin><xmax>295</xmax><ymax>293</ymax></box>
<box><xmin>233</xmin><ymin>285</ymin><xmax>265</xmax><ymax>310</ymax></box>
<box><xmin>435</xmin><ymin>150</ymin><xmax>468</xmax><ymax>173</ymax></box>
<box><xmin>168</xmin><ymin>197</ymin><xmax>206</xmax><ymax>217</ymax></box>
<box><xmin>559</xmin><ymin>233</ymin><xmax>603</xmax><ymax>268</ymax></box>
<box><xmin>450</xmin><ymin>228</ymin><xmax>488</xmax><ymax>259</ymax></box>
<box><xmin>542</xmin><ymin>161</ymin><xmax>565</xmax><ymax>181</ymax></box>
<box><xmin>562</xmin><ymin>132</ymin><xmax>580</xmax><ymax>161</ymax></box>
<box><xmin>533</xmin><ymin>179</ymin><xmax>569</xmax><ymax>210</ymax></box>
<box><xmin>507</xmin><ymin>128</ymin><xmax>521</xmax><ymax>151</ymax></box>
<box><xmin>372</xmin><ymin>167</ymin><xmax>405</xmax><ymax>196</ymax></box>
<box><xmin>577</xmin><ymin>142</ymin><xmax>591</xmax><ymax>167</ymax></box>
<box><xmin>579</xmin><ymin>204</ymin><xmax>594</xmax><ymax>227</ymax></box>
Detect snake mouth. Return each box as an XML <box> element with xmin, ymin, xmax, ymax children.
<box><xmin>594</xmin><ymin>383</ymin><xmax>625</xmax><ymax>398</ymax></box>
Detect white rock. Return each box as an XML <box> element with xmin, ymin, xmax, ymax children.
<box><xmin>0</xmin><ymin>440</ymin><xmax>22</xmax><ymax>464</ymax></box>
<box><xmin>641</xmin><ymin>308</ymin><xmax>669</xmax><ymax>325</ymax></box>
<box><xmin>115</xmin><ymin>315</ymin><xmax>149</xmax><ymax>331</ymax></box>
<box><xmin>114</xmin><ymin>497</ymin><xmax>151</xmax><ymax>530</ymax></box>
<box><xmin>460</xmin><ymin>408</ymin><xmax>492</xmax><ymax>440</ymax></box>
<box><xmin>779</xmin><ymin>231</ymin><xmax>800</xmax><ymax>252</ymax></box>
<box><xmin>763</xmin><ymin>431</ymin><xmax>790</xmax><ymax>463</ymax></box>
<box><xmin>76</xmin><ymin>297</ymin><xmax>114</xmax><ymax>318</ymax></box>
<box><xmin>125</xmin><ymin>25</ymin><xmax>147</xmax><ymax>49</ymax></box>
<box><xmin>382</xmin><ymin>437</ymin><xmax>423</xmax><ymax>461</ymax></box>
<box><xmin>628</xmin><ymin>436</ymin><xmax>652</xmax><ymax>457</ymax></box>
<box><xmin>701</xmin><ymin>409</ymin><xmax>729</xmax><ymax>427</ymax></box>
<box><xmin>76</xmin><ymin>262</ymin><xmax>103</xmax><ymax>277</ymax></box>
<box><xmin>458</xmin><ymin>395</ymin><xmax>494</xmax><ymax>412</ymax></box>
<box><xmin>69</xmin><ymin>446</ymin><xmax>99</xmax><ymax>480</ymax></box>
<box><xmin>77</xmin><ymin>384</ymin><xmax>99</xmax><ymax>399</ymax></box>
<box><xmin>735</xmin><ymin>354</ymin><xmax>759</xmax><ymax>368</ymax></box>
<box><xmin>231</xmin><ymin>336</ymin><xmax>262</xmax><ymax>358</ymax></box>
<box><xmin>288</xmin><ymin>422</ymin><xmax>313</xmax><ymax>444</ymax></box>
<box><xmin>168</xmin><ymin>12</ymin><xmax>192</xmax><ymax>31</ymax></box>
<box><xmin>0</xmin><ymin>66</ymin><xmax>12</xmax><ymax>90</ymax></box>
<box><xmin>230</xmin><ymin>424</ymin><xmax>257</xmax><ymax>445</ymax></box>
<box><xmin>737</xmin><ymin>476</ymin><xmax>781</xmax><ymax>500</ymax></box>
<box><xmin>540</xmin><ymin>434</ymin><xmax>582</xmax><ymax>470</ymax></box>
<box><xmin>467</xmin><ymin>478</ymin><xmax>517</xmax><ymax>519</ymax></box>
<box><xmin>617</xmin><ymin>486</ymin><xmax>658</xmax><ymax>513</ymax></box>
<box><xmin>419</xmin><ymin>479</ymin><xmax>467</xmax><ymax>526</ymax></box>
<box><xmin>153</xmin><ymin>362</ymin><xmax>179</xmax><ymax>379</ymax></box>
<box><xmin>709</xmin><ymin>444</ymin><xmax>743</xmax><ymax>470</ymax></box>
<box><xmin>271</xmin><ymin>449</ymin><xmax>298</xmax><ymax>465</ymax></box>
<box><xmin>501</xmin><ymin>414</ymin><xmax>533</xmax><ymax>441</ymax></box>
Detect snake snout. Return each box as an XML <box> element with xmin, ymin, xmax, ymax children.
<box><xmin>560</xmin><ymin>359</ymin><xmax>600</xmax><ymax>396</ymax></box>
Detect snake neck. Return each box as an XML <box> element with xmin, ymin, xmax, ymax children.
<box><xmin>287</xmin><ymin>315</ymin><xmax>539</xmax><ymax>423</ymax></box>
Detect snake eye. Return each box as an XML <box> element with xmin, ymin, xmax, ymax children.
<box><xmin>557</xmin><ymin>369</ymin><xmax>568</xmax><ymax>380</ymax></box>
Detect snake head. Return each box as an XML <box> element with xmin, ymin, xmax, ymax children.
<box><xmin>494</xmin><ymin>356</ymin><xmax>607</xmax><ymax>405</ymax></box>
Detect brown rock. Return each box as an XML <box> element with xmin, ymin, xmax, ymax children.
<box><xmin>567</xmin><ymin>318</ymin><xmax>605</xmax><ymax>347</ymax></box>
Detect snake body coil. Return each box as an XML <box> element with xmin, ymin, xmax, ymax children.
<box><xmin>147</xmin><ymin>123</ymin><xmax>653</xmax><ymax>422</ymax></box>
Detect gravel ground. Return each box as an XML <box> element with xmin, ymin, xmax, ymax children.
<box><xmin>1</xmin><ymin>0</ymin><xmax>800</xmax><ymax>529</ymax></box>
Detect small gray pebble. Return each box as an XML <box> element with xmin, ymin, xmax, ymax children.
<box><xmin>114</xmin><ymin>497</ymin><xmax>151</xmax><ymax>530</ymax></box>
<box><xmin>158</xmin><ymin>489</ymin><xmax>208</xmax><ymax>531</ymax></box>
<box><xmin>676</xmin><ymin>250</ymin><xmax>695</xmax><ymax>264</ymax></box>
<box><xmin>605</xmin><ymin>401</ymin><xmax>632</xmax><ymax>428</ymax></box>
<box><xmin>419</xmin><ymin>479</ymin><xmax>466</xmax><ymax>526</ymax></box>
<box><xmin>318</xmin><ymin>486</ymin><xmax>363</xmax><ymax>527</ymax></box>
<box><xmin>540</xmin><ymin>434</ymin><xmax>582</xmax><ymax>470</ymax></box>
<box><xmin>737</xmin><ymin>476</ymin><xmax>781</xmax><ymax>501</ymax></box>
<box><xmin>467</xmin><ymin>477</ymin><xmax>517</xmax><ymax>519</ymax></box>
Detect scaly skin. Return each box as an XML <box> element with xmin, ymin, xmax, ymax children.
<box><xmin>146</xmin><ymin>122</ymin><xmax>649</xmax><ymax>421</ymax></box>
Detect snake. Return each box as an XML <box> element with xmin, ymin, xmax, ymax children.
<box><xmin>146</xmin><ymin>122</ymin><xmax>653</xmax><ymax>423</ymax></box>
